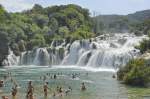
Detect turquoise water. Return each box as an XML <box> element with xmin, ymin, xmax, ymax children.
<box><xmin>0</xmin><ymin>66</ymin><xmax>128</xmax><ymax>99</ymax></box>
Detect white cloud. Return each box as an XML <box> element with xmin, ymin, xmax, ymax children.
<box><xmin>0</xmin><ymin>0</ymin><xmax>34</xmax><ymax>12</ymax></box>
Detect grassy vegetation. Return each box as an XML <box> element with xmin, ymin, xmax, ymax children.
<box><xmin>127</xmin><ymin>87</ymin><xmax>150</xmax><ymax>99</ymax></box>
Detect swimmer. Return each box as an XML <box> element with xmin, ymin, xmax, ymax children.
<box><xmin>112</xmin><ymin>74</ymin><xmax>116</xmax><ymax>78</ymax></box>
<box><xmin>40</xmin><ymin>76</ymin><xmax>42</xmax><ymax>80</ymax></box>
<box><xmin>81</xmin><ymin>82</ymin><xmax>86</xmax><ymax>91</ymax></box>
<box><xmin>54</xmin><ymin>74</ymin><xmax>57</xmax><ymax>79</ymax></box>
<box><xmin>72</xmin><ymin>74</ymin><xmax>76</xmax><ymax>79</ymax></box>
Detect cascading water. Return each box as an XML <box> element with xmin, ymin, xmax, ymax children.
<box><xmin>61</xmin><ymin>41</ymin><xmax>81</xmax><ymax>65</ymax></box>
<box><xmin>19</xmin><ymin>47</ymin><xmax>64</xmax><ymax>66</ymax></box>
<box><xmin>3</xmin><ymin>33</ymin><xmax>146</xmax><ymax>69</ymax></box>
<box><xmin>2</xmin><ymin>48</ymin><xmax>19</xmax><ymax>66</ymax></box>
<box><xmin>61</xmin><ymin>33</ymin><xmax>145</xmax><ymax>69</ymax></box>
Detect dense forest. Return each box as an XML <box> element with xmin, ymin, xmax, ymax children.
<box><xmin>93</xmin><ymin>10</ymin><xmax>150</xmax><ymax>34</ymax></box>
<box><xmin>0</xmin><ymin>4</ymin><xmax>94</xmax><ymax>65</ymax></box>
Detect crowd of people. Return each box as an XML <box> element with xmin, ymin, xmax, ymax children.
<box><xmin>0</xmin><ymin>72</ymin><xmax>88</xmax><ymax>99</ymax></box>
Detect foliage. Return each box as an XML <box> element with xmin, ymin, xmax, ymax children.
<box><xmin>93</xmin><ymin>10</ymin><xmax>150</xmax><ymax>33</ymax></box>
<box><xmin>134</xmin><ymin>19</ymin><xmax>150</xmax><ymax>53</ymax></box>
<box><xmin>131</xmin><ymin>19</ymin><xmax>150</xmax><ymax>35</ymax></box>
<box><xmin>0</xmin><ymin>4</ymin><xmax>93</xmax><ymax>58</ymax></box>
<box><xmin>136</xmin><ymin>38</ymin><xmax>150</xmax><ymax>53</ymax></box>
<box><xmin>117</xmin><ymin>59</ymin><xmax>150</xmax><ymax>87</ymax></box>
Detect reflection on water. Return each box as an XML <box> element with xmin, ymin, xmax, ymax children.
<box><xmin>0</xmin><ymin>66</ymin><xmax>127</xmax><ymax>99</ymax></box>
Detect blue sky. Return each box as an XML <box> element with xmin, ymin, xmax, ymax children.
<box><xmin>0</xmin><ymin>0</ymin><xmax>150</xmax><ymax>15</ymax></box>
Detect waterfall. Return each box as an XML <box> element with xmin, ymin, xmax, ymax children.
<box><xmin>3</xmin><ymin>33</ymin><xmax>146</xmax><ymax>69</ymax></box>
<box><xmin>77</xmin><ymin>51</ymin><xmax>92</xmax><ymax>66</ymax></box>
<box><xmin>61</xmin><ymin>33</ymin><xmax>145</xmax><ymax>68</ymax></box>
<box><xmin>61</xmin><ymin>41</ymin><xmax>81</xmax><ymax>65</ymax></box>
<box><xmin>33</xmin><ymin>48</ymin><xmax>50</xmax><ymax>65</ymax></box>
<box><xmin>2</xmin><ymin>48</ymin><xmax>20</xmax><ymax>66</ymax></box>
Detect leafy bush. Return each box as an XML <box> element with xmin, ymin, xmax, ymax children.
<box><xmin>117</xmin><ymin>59</ymin><xmax>150</xmax><ymax>87</ymax></box>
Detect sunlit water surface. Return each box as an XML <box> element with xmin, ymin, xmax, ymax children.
<box><xmin>0</xmin><ymin>65</ymin><xmax>128</xmax><ymax>99</ymax></box>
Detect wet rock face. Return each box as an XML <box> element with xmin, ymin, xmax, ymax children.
<box><xmin>0</xmin><ymin>54</ymin><xmax>8</xmax><ymax>66</ymax></box>
<box><xmin>110</xmin><ymin>43</ymin><xmax>118</xmax><ymax>48</ymax></box>
<box><xmin>0</xmin><ymin>47</ymin><xmax>9</xmax><ymax>65</ymax></box>
<box><xmin>0</xmin><ymin>38</ymin><xmax>9</xmax><ymax>66</ymax></box>
<box><xmin>118</xmin><ymin>38</ymin><xmax>127</xmax><ymax>45</ymax></box>
<box><xmin>58</xmin><ymin>48</ymin><xmax>65</xmax><ymax>60</ymax></box>
<box><xmin>92</xmin><ymin>43</ymin><xmax>97</xmax><ymax>49</ymax></box>
<box><xmin>39</xmin><ymin>49</ymin><xmax>49</xmax><ymax>65</ymax></box>
<box><xmin>84</xmin><ymin>52</ymin><xmax>92</xmax><ymax>64</ymax></box>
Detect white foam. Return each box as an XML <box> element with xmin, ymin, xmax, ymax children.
<box><xmin>51</xmin><ymin>65</ymin><xmax>116</xmax><ymax>72</ymax></box>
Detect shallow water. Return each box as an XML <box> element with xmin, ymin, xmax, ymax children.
<box><xmin>0</xmin><ymin>66</ymin><xmax>128</xmax><ymax>99</ymax></box>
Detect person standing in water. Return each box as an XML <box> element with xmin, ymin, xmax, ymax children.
<box><xmin>65</xmin><ymin>86</ymin><xmax>72</xmax><ymax>96</ymax></box>
<box><xmin>0</xmin><ymin>80</ymin><xmax>4</xmax><ymax>87</ymax></box>
<box><xmin>11</xmin><ymin>85</ymin><xmax>18</xmax><ymax>99</ymax></box>
<box><xmin>43</xmin><ymin>82</ymin><xmax>49</xmax><ymax>97</ymax></box>
<box><xmin>81</xmin><ymin>82</ymin><xmax>86</xmax><ymax>91</ymax></box>
<box><xmin>54</xmin><ymin>74</ymin><xmax>57</xmax><ymax>79</ymax></box>
<box><xmin>26</xmin><ymin>81</ymin><xmax>34</xmax><ymax>99</ymax></box>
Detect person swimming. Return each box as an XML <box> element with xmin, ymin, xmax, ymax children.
<box><xmin>72</xmin><ymin>74</ymin><xmax>76</xmax><ymax>79</ymax></box>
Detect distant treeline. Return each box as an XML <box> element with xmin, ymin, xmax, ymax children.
<box><xmin>93</xmin><ymin>10</ymin><xmax>150</xmax><ymax>34</ymax></box>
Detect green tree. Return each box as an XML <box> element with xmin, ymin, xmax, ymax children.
<box><xmin>58</xmin><ymin>26</ymin><xmax>69</xmax><ymax>38</ymax></box>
